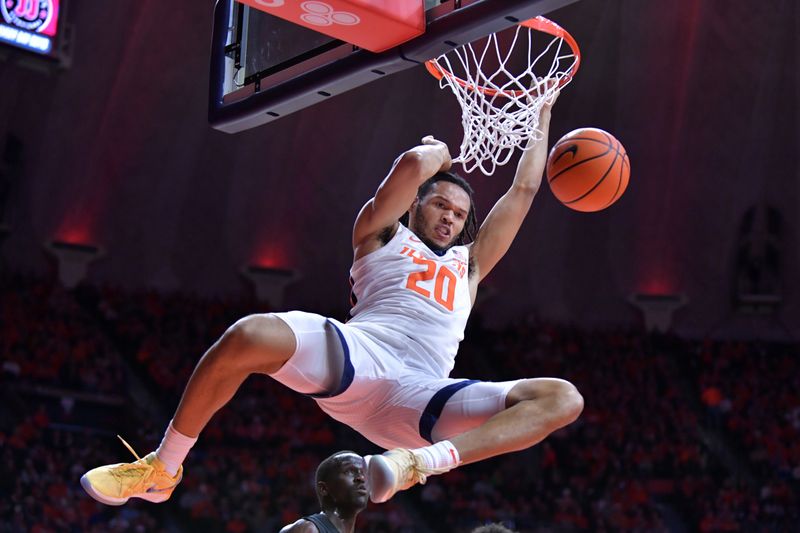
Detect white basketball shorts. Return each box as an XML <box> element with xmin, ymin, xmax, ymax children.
<box><xmin>269</xmin><ymin>311</ymin><xmax>522</xmax><ymax>450</ymax></box>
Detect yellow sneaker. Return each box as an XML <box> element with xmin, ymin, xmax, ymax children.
<box><xmin>367</xmin><ymin>448</ymin><xmax>448</xmax><ymax>503</ymax></box>
<box><xmin>80</xmin><ymin>436</ymin><xmax>183</xmax><ymax>506</ymax></box>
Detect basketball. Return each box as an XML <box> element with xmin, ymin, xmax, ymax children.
<box><xmin>546</xmin><ymin>128</ymin><xmax>630</xmax><ymax>212</ymax></box>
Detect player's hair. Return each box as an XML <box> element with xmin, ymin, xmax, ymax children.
<box><xmin>314</xmin><ymin>450</ymin><xmax>360</xmax><ymax>508</ymax></box>
<box><xmin>470</xmin><ymin>524</ymin><xmax>518</xmax><ymax>533</ymax></box>
<box><xmin>315</xmin><ymin>450</ymin><xmax>358</xmax><ymax>487</ymax></box>
<box><xmin>400</xmin><ymin>171</ymin><xmax>478</xmax><ymax>245</ymax></box>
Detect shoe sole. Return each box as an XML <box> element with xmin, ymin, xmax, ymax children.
<box><xmin>80</xmin><ymin>475</ymin><xmax>172</xmax><ymax>505</ymax></box>
<box><xmin>367</xmin><ymin>454</ymin><xmax>396</xmax><ymax>504</ymax></box>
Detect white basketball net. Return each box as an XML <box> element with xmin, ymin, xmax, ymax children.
<box><xmin>428</xmin><ymin>19</ymin><xmax>579</xmax><ymax>175</ymax></box>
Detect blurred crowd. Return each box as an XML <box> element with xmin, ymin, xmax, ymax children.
<box><xmin>692</xmin><ymin>340</ymin><xmax>798</xmax><ymax>531</ymax></box>
<box><xmin>1</xmin><ymin>271</ymin><xmax>797</xmax><ymax>532</ymax></box>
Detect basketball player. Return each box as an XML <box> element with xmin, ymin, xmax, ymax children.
<box><xmin>80</xmin><ymin>94</ymin><xmax>583</xmax><ymax>505</ymax></box>
<box><xmin>280</xmin><ymin>451</ymin><xmax>368</xmax><ymax>533</ymax></box>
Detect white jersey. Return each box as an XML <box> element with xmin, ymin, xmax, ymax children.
<box><xmin>347</xmin><ymin>223</ymin><xmax>472</xmax><ymax>377</ymax></box>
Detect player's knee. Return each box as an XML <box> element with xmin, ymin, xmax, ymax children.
<box><xmin>216</xmin><ymin>314</ymin><xmax>294</xmax><ymax>372</ymax></box>
<box><xmin>226</xmin><ymin>314</ymin><xmax>273</xmax><ymax>345</ymax></box>
<box><xmin>558</xmin><ymin>381</ymin><xmax>584</xmax><ymax>425</ymax></box>
<box><xmin>512</xmin><ymin>378</ymin><xmax>583</xmax><ymax>426</ymax></box>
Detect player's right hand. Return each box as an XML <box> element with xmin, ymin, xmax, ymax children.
<box><xmin>421</xmin><ymin>135</ymin><xmax>452</xmax><ymax>172</ymax></box>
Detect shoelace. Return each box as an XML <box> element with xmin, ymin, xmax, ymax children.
<box><xmin>118</xmin><ymin>435</ymin><xmax>143</xmax><ymax>462</ymax></box>
<box><xmin>404</xmin><ymin>450</ymin><xmax>451</xmax><ymax>486</ymax></box>
<box><xmin>109</xmin><ymin>435</ymin><xmax>155</xmax><ymax>495</ymax></box>
<box><xmin>396</xmin><ymin>450</ymin><xmax>430</xmax><ymax>486</ymax></box>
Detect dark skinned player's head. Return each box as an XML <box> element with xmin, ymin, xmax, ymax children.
<box><xmin>315</xmin><ymin>451</ymin><xmax>368</xmax><ymax>513</ymax></box>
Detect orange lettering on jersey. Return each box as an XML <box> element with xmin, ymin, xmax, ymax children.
<box><xmin>450</xmin><ymin>258</ymin><xmax>467</xmax><ymax>278</ymax></box>
<box><xmin>434</xmin><ymin>266</ymin><xmax>456</xmax><ymax>311</ymax></box>
<box><xmin>403</xmin><ymin>249</ymin><xmax>458</xmax><ymax>311</ymax></box>
<box><xmin>405</xmin><ymin>255</ymin><xmax>435</xmax><ymax>298</ymax></box>
<box><xmin>400</xmin><ymin>246</ymin><xmax>421</xmax><ymax>258</ymax></box>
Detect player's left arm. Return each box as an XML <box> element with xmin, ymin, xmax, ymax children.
<box><xmin>469</xmin><ymin>96</ymin><xmax>556</xmax><ymax>283</ymax></box>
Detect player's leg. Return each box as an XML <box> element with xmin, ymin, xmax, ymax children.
<box><xmin>369</xmin><ymin>377</ymin><xmax>583</xmax><ymax>502</ymax></box>
<box><xmin>81</xmin><ymin>312</ymin><xmax>344</xmax><ymax>506</ymax></box>
<box><xmin>448</xmin><ymin>377</ymin><xmax>583</xmax><ymax>464</ymax></box>
<box><xmin>171</xmin><ymin>313</ymin><xmax>297</xmax><ymax>438</ymax></box>
<box><xmin>160</xmin><ymin>313</ymin><xmax>345</xmax><ymax>473</ymax></box>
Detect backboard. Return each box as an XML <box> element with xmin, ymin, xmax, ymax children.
<box><xmin>209</xmin><ymin>0</ymin><xmax>580</xmax><ymax>133</ymax></box>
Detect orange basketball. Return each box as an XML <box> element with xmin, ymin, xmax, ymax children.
<box><xmin>546</xmin><ymin>128</ymin><xmax>630</xmax><ymax>212</ymax></box>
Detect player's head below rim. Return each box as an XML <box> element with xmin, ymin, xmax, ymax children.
<box><xmin>315</xmin><ymin>451</ymin><xmax>368</xmax><ymax>515</ymax></box>
<box><xmin>400</xmin><ymin>171</ymin><xmax>478</xmax><ymax>255</ymax></box>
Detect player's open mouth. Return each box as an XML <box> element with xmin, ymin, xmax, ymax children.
<box><xmin>434</xmin><ymin>226</ymin><xmax>450</xmax><ymax>239</ymax></box>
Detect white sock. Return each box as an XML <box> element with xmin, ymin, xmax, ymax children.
<box><xmin>155</xmin><ymin>420</ymin><xmax>198</xmax><ymax>476</ymax></box>
<box><xmin>411</xmin><ymin>440</ymin><xmax>461</xmax><ymax>472</ymax></box>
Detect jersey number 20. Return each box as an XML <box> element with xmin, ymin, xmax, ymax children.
<box><xmin>404</xmin><ymin>252</ymin><xmax>457</xmax><ymax>311</ymax></box>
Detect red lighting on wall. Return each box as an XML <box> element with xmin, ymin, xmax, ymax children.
<box><xmin>251</xmin><ymin>241</ymin><xmax>291</xmax><ymax>270</ymax></box>
<box><xmin>637</xmin><ymin>271</ymin><xmax>679</xmax><ymax>296</ymax></box>
<box><xmin>54</xmin><ymin>218</ymin><xmax>94</xmax><ymax>247</ymax></box>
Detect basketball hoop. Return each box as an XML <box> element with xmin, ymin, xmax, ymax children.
<box><xmin>426</xmin><ymin>16</ymin><xmax>581</xmax><ymax>175</ymax></box>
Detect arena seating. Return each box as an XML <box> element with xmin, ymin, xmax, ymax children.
<box><xmin>2</xmin><ymin>271</ymin><xmax>797</xmax><ymax>532</ymax></box>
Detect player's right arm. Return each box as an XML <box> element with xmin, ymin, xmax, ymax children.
<box><xmin>352</xmin><ymin>136</ymin><xmax>451</xmax><ymax>257</ymax></box>
<box><xmin>279</xmin><ymin>519</ymin><xmax>318</xmax><ymax>533</ymax></box>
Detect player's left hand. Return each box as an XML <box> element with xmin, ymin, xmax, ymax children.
<box><xmin>421</xmin><ymin>135</ymin><xmax>452</xmax><ymax>172</ymax></box>
<box><xmin>532</xmin><ymin>77</ymin><xmax>559</xmax><ymax>112</ymax></box>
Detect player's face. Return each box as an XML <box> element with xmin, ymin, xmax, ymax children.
<box><xmin>327</xmin><ymin>455</ymin><xmax>368</xmax><ymax>510</ymax></box>
<box><xmin>410</xmin><ymin>181</ymin><xmax>471</xmax><ymax>251</ymax></box>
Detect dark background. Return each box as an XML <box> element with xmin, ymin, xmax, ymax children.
<box><xmin>1</xmin><ymin>0</ymin><xmax>798</xmax><ymax>335</ymax></box>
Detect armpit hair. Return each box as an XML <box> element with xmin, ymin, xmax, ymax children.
<box><xmin>378</xmin><ymin>226</ymin><xmax>395</xmax><ymax>245</ymax></box>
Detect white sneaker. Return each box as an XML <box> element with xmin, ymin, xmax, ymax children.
<box><xmin>367</xmin><ymin>448</ymin><xmax>448</xmax><ymax>503</ymax></box>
